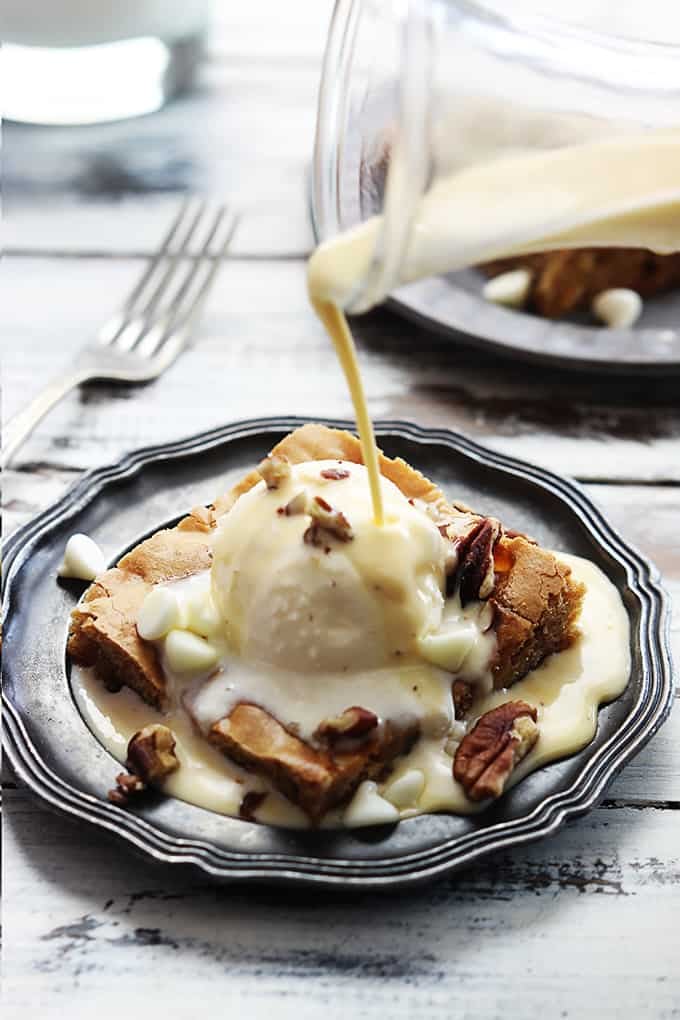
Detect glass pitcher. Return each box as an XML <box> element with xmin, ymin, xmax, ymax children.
<box><xmin>311</xmin><ymin>0</ymin><xmax>680</xmax><ymax>314</ymax></box>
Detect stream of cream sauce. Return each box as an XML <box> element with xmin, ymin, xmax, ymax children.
<box><xmin>307</xmin><ymin>130</ymin><xmax>680</xmax><ymax>524</ymax></box>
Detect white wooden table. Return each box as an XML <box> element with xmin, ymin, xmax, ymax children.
<box><xmin>3</xmin><ymin>5</ymin><xmax>679</xmax><ymax>1017</ymax></box>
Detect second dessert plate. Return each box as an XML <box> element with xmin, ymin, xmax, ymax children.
<box><xmin>2</xmin><ymin>417</ymin><xmax>673</xmax><ymax>888</ymax></box>
<box><xmin>389</xmin><ymin>271</ymin><xmax>680</xmax><ymax>374</ymax></box>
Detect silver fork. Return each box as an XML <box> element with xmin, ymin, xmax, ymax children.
<box><xmin>3</xmin><ymin>198</ymin><xmax>238</xmax><ymax>468</ymax></box>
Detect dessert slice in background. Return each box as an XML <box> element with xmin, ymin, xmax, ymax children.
<box><xmin>481</xmin><ymin>248</ymin><xmax>680</xmax><ymax>318</ymax></box>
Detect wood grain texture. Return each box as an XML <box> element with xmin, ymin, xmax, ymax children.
<box><xmin>4</xmin><ymin>787</ymin><xmax>679</xmax><ymax>1020</ymax></box>
<box><xmin>2</xmin><ymin>1</ymin><xmax>679</xmax><ymax>1015</ymax></box>
<box><xmin>3</xmin><ymin>257</ymin><xmax>679</xmax><ymax>484</ymax></box>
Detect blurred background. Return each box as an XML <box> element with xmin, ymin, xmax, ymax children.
<box><xmin>4</xmin><ymin>0</ymin><xmax>679</xmax><ymax>535</ymax></box>
<box><xmin>4</xmin><ymin>2</ymin><xmax>329</xmax><ymax>259</ymax></box>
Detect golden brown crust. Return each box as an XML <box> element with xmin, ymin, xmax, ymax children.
<box><xmin>67</xmin><ymin>512</ymin><xmax>216</xmax><ymax>708</ymax></box>
<box><xmin>482</xmin><ymin>248</ymin><xmax>680</xmax><ymax>319</ymax></box>
<box><xmin>68</xmin><ymin>570</ymin><xmax>164</xmax><ymax>707</ymax></box>
<box><xmin>490</xmin><ymin>536</ymin><xmax>585</xmax><ymax>689</ymax></box>
<box><xmin>209</xmin><ymin>703</ymin><xmax>418</xmax><ymax>823</ymax></box>
<box><xmin>68</xmin><ymin>424</ymin><xmax>459</xmax><ymax>706</ymax></box>
<box><xmin>67</xmin><ymin>423</ymin><xmax>584</xmax><ymax>816</ymax></box>
<box><xmin>269</xmin><ymin>424</ymin><xmax>447</xmax><ymax>508</ymax></box>
<box><xmin>69</xmin><ymin>424</ymin><xmax>583</xmax><ymax>704</ymax></box>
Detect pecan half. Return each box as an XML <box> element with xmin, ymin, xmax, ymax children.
<box><xmin>453</xmin><ymin>701</ymin><xmax>538</xmax><ymax>801</ymax></box>
<box><xmin>303</xmin><ymin>495</ymin><xmax>353</xmax><ymax>546</ymax></box>
<box><xmin>315</xmin><ymin>706</ymin><xmax>379</xmax><ymax>743</ymax></box>
<box><xmin>126</xmin><ymin>724</ymin><xmax>180</xmax><ymax>783</ymax></box>
<box><xmin>258</xmin><ymin>454</ymin><xmax>291</xmax><ymax>490</ymax></box>
<box><xmin>443</xmin><ymin>517</ymin><xmax>485</xmax><ymax>596</ymax></box>
<box><xmin>457</xmin><ymin>518</ymin><xmax>502</xmax><ymax>606</ymax></box>
<box><xmin>321</xmin><ymin>467</ymin><xmax>350</xmax><ymax>480</ymax></box>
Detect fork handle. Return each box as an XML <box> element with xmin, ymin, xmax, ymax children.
<box><xmin>3</xmin><ymin>366</ymin><xmax>92</xmax><ymax>468</ymax></box>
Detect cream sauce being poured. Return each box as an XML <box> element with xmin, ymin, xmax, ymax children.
<box><xmin>307</xmin><ymin>128</ymin><xmax>680</xmax><ymax>522</ymax></box>
<box><xmin>309</xmin><ymin>129</ymin><xmax>680</xmax><ymax>313</ymax></box>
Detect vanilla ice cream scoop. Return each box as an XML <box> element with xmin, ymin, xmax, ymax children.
<box><xmin>210</xmin><ymin>460</ymin><xmax>448</xmax><ymax>673</ymax></box>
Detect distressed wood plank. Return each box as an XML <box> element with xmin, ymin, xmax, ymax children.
<box><xmin>3</xmin><ymin>257</ymin><xmax>679</xmax><ymax>484</ymax></box>
<box><xmin>4</xmin><ymin>787</ymin><xmax>678</xmax><ymax>1020</ymax></box>
<box><xmin>605</xmin><ymin>705</ymin><xmax>678</xmax><ymax>801</ymax></box>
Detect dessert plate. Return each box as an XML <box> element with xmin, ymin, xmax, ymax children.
<box><xmin>308</xmin><ymin>184</ymin><xmax>680</xmax><ymax>375</ymax></box>
<box><xmin>2</xmin><ymin>417</ymin><xmax>673</xmax><ymax>888</ymax></box>
<box><xmin>388</xmin><ymin>272</ymin><xmax>680</xmax><ymax>375</ymax></box>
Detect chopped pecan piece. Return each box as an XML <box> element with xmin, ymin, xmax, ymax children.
<box><xmin>115</xmin><ymin>772</ymin><xmax>146</xmax><ymax>796</ymax></box>
<box><xmin>303</xmin><ymin>495</ymin><xmax>353</xmax><ymax>546</ymax></box>
<box><xmin>320</xmin><ymin>467</ymin><xmax>350</xmax><ymax>480</ymax></box>
<box><xmin>108</xmin><ymin>769</ymin><xmax>147</xmax><ymax>807</ymax></box>
<box><xmin>315</xmin><ymin>706</ymin><xmax>379</xmax><ymax>743</ymax></box>
<box><xmin>452</xmin><ymin>679</ymin><xmax>474</xmax><ymax>719</ymax></box>
<box><xmin>126</xmin><ymin>723</ymin><xmax>180</xmax><ymax>783</ymax></box>
<box><xmin>258</xmin><ymin>454</ymin><xmax>291</xmax><ymax>490</ymax></box>
<box><xmin>239</xmin><ymin>791</ymin><xmax>267</xmax><ymax>821</ymax></box>
<box><xmin>108</xmin><ymin>788</ymin><xmax>131</xmax><ymax>807</ymax></box>
<box><xmin>453</xmin><ymin>701</ymin><xmax>538</xmax><ymax>801</ymax></box>
<box><xmin>108</xmin><ymin>724</ymin><xmax>180</xmax><ymax>807</ymax></box>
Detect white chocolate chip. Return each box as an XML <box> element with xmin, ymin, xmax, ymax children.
<box><xmin>383</xmin><ymin>769</ymin><xmax>425</xmax><ymax>810</ymax></box>
<box><xmin>58</xmin><ymin>534</ymin><xmax>106</xmax><ymax>581</ymax></box>
<box><xmin>444</xmin><ymin>720</ymin><xmax>468</xmax><ymax>757</ymax></box>
<box><xmin>343</xmin><ymin>781</ymin><xmax>400</xmax><ymax>828</ymax></box>
<box><xmin>482</xmin><ymin>268</ymin><xmax>533</xmax><ymax>309</ymax></box>
<box><xmin>282</xmin><ymin>490</ymin><xmax>308</xmax><ymax>516</ymax></box>
<box><xmin>418</xmin><ymin>620</ymin><xmax>478</xmax><ymax>672</ymax></box>
<box><xmin>164</xmin><ymin>629</ymin><xmax>219</xmax><ymax>674</ymax></box>
<box><xmin>183</xmin><ymin>590</ymin><xmax>222</xmax><ymax>638</ymax></box>
<box><xmin>592</xmin><ymin>288</ymin><xmax>642</xmax><ymax>329</ymax></box>
<box><xmin>137</xmin><ymin>587</ymin><xmax>181</xmax><ymax>641</ymax></box>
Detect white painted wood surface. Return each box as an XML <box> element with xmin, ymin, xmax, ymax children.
<box><xmin>3</xmin><ymin>2</ymin><xmax>678</xmax><ymax>1017</ymax></box>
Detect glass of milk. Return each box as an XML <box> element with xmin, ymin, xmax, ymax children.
<box><xmin>3</xmin><ymin>0</ymin><xmax>212</xmax><ymax>124</ymax></box>
<box><xmin>312</xmin><ymin>0</ymin><xmax>680</xmax><ymax>313</ymax></box>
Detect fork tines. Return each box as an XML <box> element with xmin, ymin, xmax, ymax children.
<box><xmin>101</xmin><ymin>199</ymin><xmax>238</xmax><ymax>355</ymax></box>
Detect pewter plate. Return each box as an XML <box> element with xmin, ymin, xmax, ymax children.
<box><xmin>388</xmin><ymin>272</ymin><xmax>680</xmax><ymax>374</ymax></box>
<box><xmin>2</xmin><ymin>417</ymin><xmax>674</xmax><ymax>888</ymax></box>
<box><xmin>308</xmin><ymin>177</ymin><xmax>680</xmax><ymax>374</ymax></box>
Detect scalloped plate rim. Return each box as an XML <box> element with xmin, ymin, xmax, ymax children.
<box><xmin>2</xmin><ymin>416</ymin><xmax>674</xmax><ymax>888</ymax></box>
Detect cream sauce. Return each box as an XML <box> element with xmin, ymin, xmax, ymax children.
<box><xmin>72</xmin><ymin>552</ymin><xmax>630</xmax><ymax>827</ymax></box>
<box><xmin>308</xmin><ymin>129</ymin><xmax>680</xmax><ymax>313</ymax></box>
